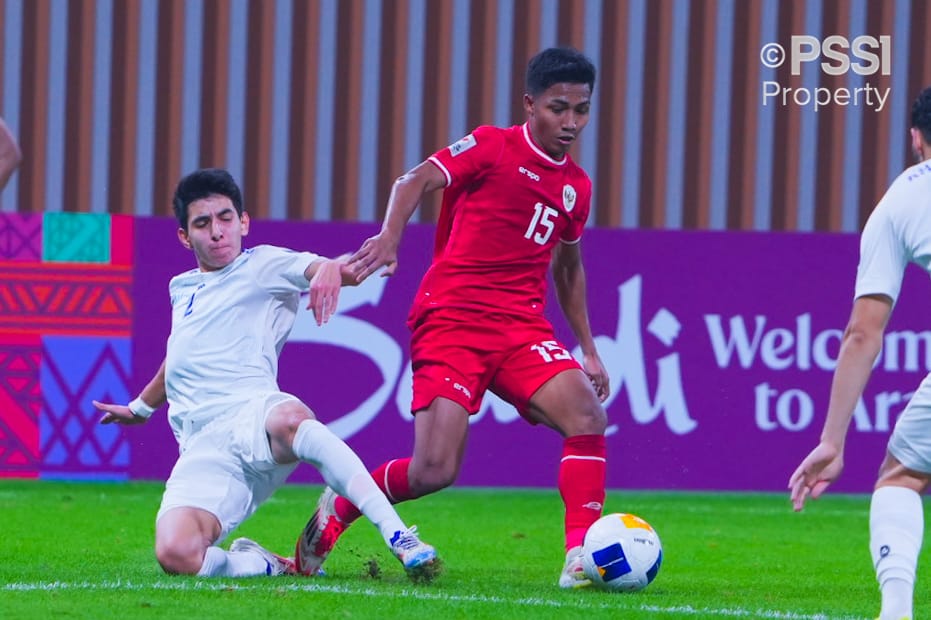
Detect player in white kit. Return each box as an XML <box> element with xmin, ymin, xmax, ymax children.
<box><xmin>93</xmin><ymin>168</ymin><xmax>437</xmax><ymax>580</ymax></box>
<box><xmin>789</xmin><ymin>88</ymin><xmax>931</xmax><ymax>620</ymax></box>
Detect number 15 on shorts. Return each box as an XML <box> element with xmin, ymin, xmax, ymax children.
<box><xmin>531</xmin><ymin>340</ymin><xmax>572</xmax><ymax>363</ymax></box>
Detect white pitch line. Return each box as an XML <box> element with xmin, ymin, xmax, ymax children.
<box><xmin>673</xmin><ymin>505</ymin><xmax>865</xmax><ymax>518</ymax></box>
<box><xmin>1</xmin><ymin>579</ymin><xmax>869</xmax><ymax>620</ymax></box>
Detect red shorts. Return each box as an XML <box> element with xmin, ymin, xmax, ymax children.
<box><xmin>408</xmin><ymin>308</ymin><xmax>582</xmax><ymax>419</ymax></box>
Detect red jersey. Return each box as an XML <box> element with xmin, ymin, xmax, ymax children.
<box><xmin>410</xmin><ymin>123</ymin><xmax>592</xmax><ymax>322</ymax></box>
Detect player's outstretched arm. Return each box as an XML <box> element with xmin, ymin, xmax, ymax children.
<box><xmin>304</xmin><ymin>256</ymin><xmax>352</xmax><ymax>326</ymax></box>
<box><xmin>788</xmin><ymin>295</ymin><xmax>891</xmax><ymax>511</ymax></box>
<box><xmin>349</xmin><ymin>161</ymin><xmax>447</xmax><ymax>282</ymax></box>
<box><xmin>0</xmin><ymin>118</ymin><xmax>22</xmax><ymax>190</ymax></box>
<box><xmin>551</xmin><ymin>241</ymin><xmax>609</xmax><ymax>401</ymax></box>
<box><xmin>96</xmin><ymin>359</ymin><xmax>167</xmax><ymax>425</ymax></box>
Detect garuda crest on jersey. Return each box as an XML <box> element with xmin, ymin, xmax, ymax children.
<box><xmin>563</xmin><ymin>184</ymin><xmax>577</xmax><ymax>213</ymax></box>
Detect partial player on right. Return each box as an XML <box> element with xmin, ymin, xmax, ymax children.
<box><xmin>788</xmin><ymin>87</ymin><xmax>931</xmax><ymax>620</ymax></box>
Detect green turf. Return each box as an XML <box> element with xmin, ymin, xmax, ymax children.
<box><xmin>0</xmin><ymin>480</ymin><xmax>922</xmax><ymax>619</ymax></box>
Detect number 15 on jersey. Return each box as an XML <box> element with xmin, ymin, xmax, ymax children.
<box><xmin>524</xmin><ymin>202</ymin><xmax>559</xmax><ymax>245</ymax></box>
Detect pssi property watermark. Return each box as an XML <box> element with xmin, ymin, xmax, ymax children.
<box><xmin>759</xmin><ymin>35</ymin><xmax>891</xmax><ymax>112</ymax></box>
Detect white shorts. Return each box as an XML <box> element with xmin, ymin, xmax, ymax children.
<box><xmin>156</xmin><ymin>391</ymin><xmax>301</xmax><ymax>543</ymax></box>
<box><xmin>888</xmin><ymin>374</ymin><xmax>931</xmax><ymax>474</ymax></box>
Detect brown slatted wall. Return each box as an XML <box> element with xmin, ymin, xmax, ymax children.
<box><xmin>0</xmin><ymin>0</ymin><xmax>5</xmax><ymax>107</ymax></box>
<box><xmin>813</xmin><ymin>0</ymin><xmax>850</xmax><ymax>232</ymax></box>
<box><xmin>199</xmin><ymin>0</ymin><xmax>231</xmax><ymax>169</ymax></box>
<box><xmin>466</xmin><ymin>0</ymin><xmax>498</xmax><ymax>131</ymax></box>
<box><xmin>906</xmin><ymin>1</ymin><xmax>931</xmax><ymax>142</ymax></box>
<box><xmin>510</xmin><ymin>0</ymin><xmax>542</xmax><ymax>126</ymax></box>
<box><xmin>682</xmin><ymin>0</ymin><xmax>717</xmax><ymax>230</ymax></box>
<box><xmin>557</xmin><ymin>0</ymin><xmax>593</xmax><ymax>204</ymax></box>
<box><xmin>330</xmin><ymin>0</ymin><xmax>365</xmax><ymax>221</ymax></box>
<box><xmin>557</xmin><ymin>0</ymin><xmax>586</xmax><ymax>46</ymax></box>
<box><xmin>287</xmin><ymin>0</ymin><xmax>321</xmax><ymax>220</ymax></box>
<box><xmin>64</xmin><ymin>1</ymin><xmax>96</xmax><ymax>213</ymax></box>
<box><xmin>107</xmin><ymin>0</ymin><xmax>140</xmax><ymax>215</ymax></box>
<box><xmin>595</xmin><ymin>0</ymin><xmax>627</xmax><ymax>228</ymax></box>
<box><xmin>903</xmin><ymin>1</ymin><xmax>931</xmax><ymax>221</ymax></box>
<box><xmin>726</xmin><ymin>0</ymin><xmax>762</xmax><ymax>230</ymax></box>
<box><xmin>243</xmin><ymin>0</ymin><xmax>276</xmax><ymax>219</ymax></box>
<box><xmin>375</xmin><ymin>0</ymin><xmax>410</xmax><ymax>221</ymax></box>
<box><xmin>17</xmin><ymin>0</ymin><xmax>51</xmax><ymax>214</ymax></box>
<box><xmin>152</xmin><ymin>0</ymin><xmax>186</xmax><ymax>218</ymax></box>
<box><xmin>6</xmin><ymin>0</ymin><xmax>931</xmax><ymax>233</ymax></box>
<box><xmin>856</xmin><ymin>0</ymin><xmax>896</xmax><ymax>227</ymax></box>
<box><xmin>418</xmin><ymin>0</ymin><xmax>454</xmax><ymax>223</ymax></box>
<box><xmin>769</xmin><ymin>0</ymin><xmax>806</xmax><ymax>231</ymax></box>
<box><xmin>639</xmin><ymin>0</ymin><xmax>674</xmax><ymax>228</ymax></box>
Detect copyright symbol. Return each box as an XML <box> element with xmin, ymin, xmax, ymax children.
<box><xmin>760</xmin><ymin>43</ymin><xmax>785</xmax><ymax>68</ymax></box>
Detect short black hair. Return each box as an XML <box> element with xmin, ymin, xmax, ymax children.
<box><xmin>525</xmin><ymin>47</ymin><xmax>596</xmax><ymax>96</ymax></box>
<box><xmin>911</xmin><ymin>87</ymin><xmax>931</xmax><ymax>145</ymax></box>
<box><xmin>172</xmin><ymin>168</ymin><xmax>244</xmax><ymax>230</ymax></box>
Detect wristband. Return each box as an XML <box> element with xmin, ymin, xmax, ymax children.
<box><xmin>128</xmin><ymin>396</ymin><xmax>156</xmax><ymax>419</ymax></box>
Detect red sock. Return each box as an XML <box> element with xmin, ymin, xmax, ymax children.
<box><xmin>334</xmin><ymin>458</ymin><xmax>415</xmax><ymax>524</ymax></box>
<box><xmin>558</xmin><ymin>434</ymin><xmax>606</xmax><ymax>551</ymax></box>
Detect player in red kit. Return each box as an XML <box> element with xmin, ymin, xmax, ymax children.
<box><xmin>296</xmin><ymin>47</ymin><xmax>609</xmax><ymax>588</ymax></box>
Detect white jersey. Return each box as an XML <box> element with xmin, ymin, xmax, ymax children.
<box><xmin>164</xmin><ymin>244</ymin><xmax>320</xmax><ymax>442</ymax></box>
<box><xmin>858</xmin><ymin>160</ymin><xmax>931</xmax><ymax>472</ymax></box>
<box><xmin>856</xmin><ymin>160</ymin><xmax>931</xmax><ymax>304</ymax></box>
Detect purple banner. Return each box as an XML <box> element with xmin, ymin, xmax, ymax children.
<box><xmin>131</xmin><ymin>219</ymin><xmax>926</xmax><ymax>492</ymax></box>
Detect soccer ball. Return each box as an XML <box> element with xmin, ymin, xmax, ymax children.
<box><xmin>581</xmin><ymin>513</ymin><xmax>663</xmax><ymax>592</ymax></box>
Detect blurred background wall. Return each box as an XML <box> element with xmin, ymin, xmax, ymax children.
<box><xmin>2</xmin><ymin>0</ymin><xmax>931</xmax><ymax>230</ymax></box>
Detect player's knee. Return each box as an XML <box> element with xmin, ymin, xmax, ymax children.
<box><xmin>875</xmin><ymin>457</ymin><xmax>931</xmax><ymax>493</ymax></box>
<box><xmin>586</xmin><ymin>403</ymin><xmax>608</xmax><ymax>433</ymax></box>
<box><xmin>571</xmin><ymin>398</ymin><xmax>607</xmax><ymax>436</ymax></box>
<box><xmin>266</xmin><ymin>401</ymin><xmax>314</xmax><ymax>443</ymax></box>
<box><xmin>155</xmin><ymin>536</ymin><xmax>205</xmax><ymax>575</ymax></box>
<box><xmin>409</xmin><ymin>461</ymin><xmax>457</xmax><ymax>494</ymax></box>
<box><xmin>564</xmin><ymin>403</ymin><xmax>608</xmax><ymax>436</ymax></box>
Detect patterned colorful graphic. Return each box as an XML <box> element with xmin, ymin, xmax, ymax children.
<box><xmin>42</xmin><ymin>213</ymin><xmax>111</xmax><ymax>263</ymax></box>
<box><xmin>0</xmin><ymin>262</ymin><xmax>132</xmax><ymax>335</ymax></box>
<box><xmin>41</xmin><ymin>337</ymin><xmax>131</xmax><ymax>479</ymax></box>
<box><xmin>0</xmin><ymin>333</ymin><xmax>40</xmax><ymax>477</ymax></box>
<box><xmin>0</xmin><ymin>212</ymin><xmax>133</xmax><ymax>480</ymax></box>
<box><xmin>0</xmin><ymin>213</ymin><xmax>42</xmax><ymax>261</ymax></box>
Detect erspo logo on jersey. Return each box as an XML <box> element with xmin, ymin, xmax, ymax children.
<box><xmin>518</xmin><ymin>166</ymin><xmax>540</xmax><ymax>182</ymax></box>
<box><xmin>448</xmin><ymin>134</ymin><xmax>477</xmax><ymax>157</ymax></box>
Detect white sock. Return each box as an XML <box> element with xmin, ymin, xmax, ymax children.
<box><xmin>870</xmin><ymin>486</ymin><xmax>922</xmax><ymax>620</ymax></box>
<box><xmin>293</xmin><ymin>420</ymin><xmax>406</xmax><ymax>544</ymax></box>
<box><xmin>196</xmin><ymin>546</ymin><xmax>268</xmax><ymax>577</ymax></box>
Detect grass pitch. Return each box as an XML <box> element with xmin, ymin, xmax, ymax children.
<box><xmin>0</xmin><ymin>480</ymin><xmax>921</xmax><ymax>619</ymax></box>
